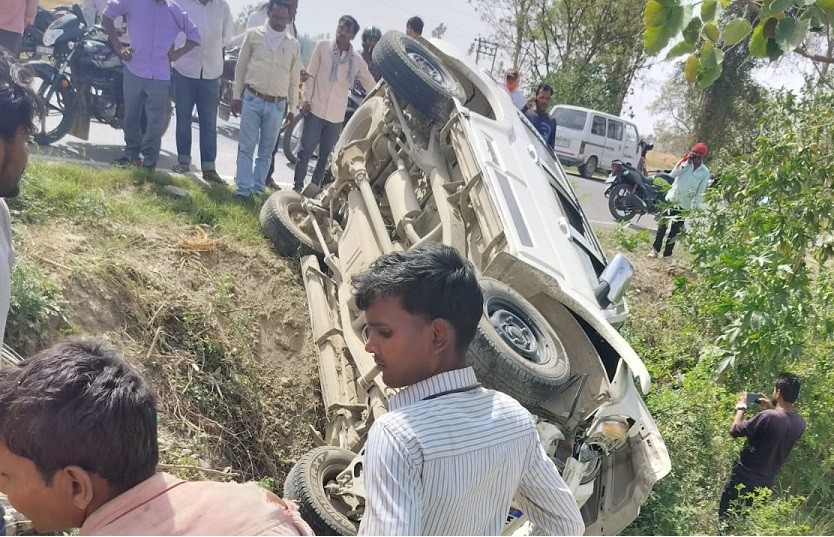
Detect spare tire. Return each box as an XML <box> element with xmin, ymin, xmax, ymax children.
<box><xmin>373</xmin><ymin>30</ymin><xmax>464</xmax><ymax>123</ymax></box>
<box><xmin>259</xmin><ymin>191</ymin><xmax>336</xmax><ymax>258</ymax></box>
<box><xmin>284</xmin><ymin>446</ymin><xmax>360</xmax><ymax>536</ymax></box>
<box><xmin>467</xmin><ymin>278</ymin><xmax>570</xmax><ymax>407</ymax></box>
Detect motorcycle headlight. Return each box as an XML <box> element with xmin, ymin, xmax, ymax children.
<box><xmin>42</xmin><ymin>28</ymin><xmax>63</xmax><ymax>47</ymax></box>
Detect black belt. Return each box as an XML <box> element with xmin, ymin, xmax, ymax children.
<box><xmin>245</xmin><ymin>85</ymin><xmax>286</xmax><ymax>103</ymax></box>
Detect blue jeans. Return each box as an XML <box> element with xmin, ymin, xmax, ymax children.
<box><xmin>173</xmin><ymin>70</ymin><xmax>219</xmax><ymax>170</ymax></box>
<box><xmin>235</xmin><ymin>90</ymin><xmax>286</xmax><ymax>196</ymax></box>
<box><xmin>122</xmin><ymin>68</ymin><xmax>170</xmax><ymax>167</ymax></box>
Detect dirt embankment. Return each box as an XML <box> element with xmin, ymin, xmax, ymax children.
<box><xmin>16</xmin><ymin>217</ymin><xmax>323</xmax><ymax>482</ymax></box>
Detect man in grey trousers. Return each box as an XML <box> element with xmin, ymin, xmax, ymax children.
<box><xmin>103</xmin><ymin>0</ymin><xmax>200</xmax><ymax>172</ymax></box>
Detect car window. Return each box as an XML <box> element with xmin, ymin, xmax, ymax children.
<box><xmin>552</xmin><ymin>108</ymin><xmax>587</xmax><ymax>131</ymax></box>
<box><xmin>624</xmin><ymin>124</ymin><xmax>638</xmax><ymax>144</ymax></box>
<box><xmin>591</xmin><ymin>116</ymin><xmax>606</xmax><ymax>136</ymax></box>
<box><xmin>607</xmin><ymin>120</ymin><xmax>623</xmax><ymax>141</ymax></box>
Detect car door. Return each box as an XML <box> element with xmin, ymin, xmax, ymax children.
<box><xmin>586</xmin><ymin>115</ymin><xmax>607</xmax><ymax>166</ymax></box>
<box><xmin>622</xmin><ymin>123</ymin><xmax>640</xmax><ymax>167</ymax></box>
<box><xmin>602</xmin><ymin>119</ymin><xmax>624</xmax><ymax>171</ymax></box>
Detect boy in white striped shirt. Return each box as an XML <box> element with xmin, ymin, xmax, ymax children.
<box><xmin>354</xmin><ymin>244</ymin><xmax>585</xmax><ymax>536</ymax></box>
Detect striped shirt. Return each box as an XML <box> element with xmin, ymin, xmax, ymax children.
<box><xmin>358</xmin><ymin>367</ymin><xmax>585</xmax><ymax>536</ymax></box>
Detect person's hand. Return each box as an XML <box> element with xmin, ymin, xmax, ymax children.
<box><xmin>168</xmin><ymin>47</ymin><xmax>184</xmax><ymax>63</ymax></box>
<box><xmin>525</xmin><ymin>96</ymin><xmax>535</xmax><ymax>109</ymax></box>
<box><xmin>300</xmin><ymin>69</ymin><xmax>309</xmax><ymax>83</ymax></box>
<box><xmin>301</xmin><ymin>101</ymin><xmax>311</xmax><ymax>115</ymax></box>
<box><xmin>736</xmin><ymin>394</ymin><xmax>747</xmax><ymax>406</ymax></box>
<box><xmin>231</xmin><ymin>99</ymin><xmax>242</xmax><ymax>117</ymax></box>
<box><xmin>284</xmin><ymin>112</ymin><xmax>295</xmax><ymax>126</ymax></box>
<box><xmin>758</xmin><ymin>396</ymin><xmax>773</xmax><ymax>409</ymax></box>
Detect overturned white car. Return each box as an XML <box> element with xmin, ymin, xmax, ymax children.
<box><xmin>261</xmin><ymin>31</ymin><xmax>670</xmax><ymax>535</ymax></box>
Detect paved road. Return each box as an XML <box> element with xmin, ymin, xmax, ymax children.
<box><xmin>28</xmin><ymin>114</ymin><xmax>657</xmax><ymax>232</ymax></box>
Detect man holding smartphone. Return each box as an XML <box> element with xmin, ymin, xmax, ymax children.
<box><xmin>719</xmin><ymin>373</ymin><xmax>806</xmax><ymax>525</ymax></box>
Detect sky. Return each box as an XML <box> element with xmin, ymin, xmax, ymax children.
<box><xmin>225</xmin><ymin>0</ymin><xmax>808</xmax><ymax>137</ymax></box>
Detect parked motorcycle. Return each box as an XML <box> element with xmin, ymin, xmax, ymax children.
<box><xmin>282</xmin><ymin>86</ymin><xmax>365</xmax><ymax>164</ymax></box>
<box><xmin>604</xmin><ymin>160</ymin><xmax>674</xmax><ymax>222</ymax></box>
<box><xmin>28</xmin><ymin>5</ymin><xmax>170</xmax><ymax>146</ymax></box>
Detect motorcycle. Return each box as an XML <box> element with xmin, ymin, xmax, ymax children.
<box><xmin>20</xmin><ymin>7</ymin><xmax>64</xmax><ymax>60</ymax></box>
<box><xmin>28</xmin><ymin>4</ymin><xmax>171</xmax><ymax>146</ymax></box>
<box><xmin>604</xmin><ymin>160</ymin><xmax>674</xmax><ymax>222</ymax></box>
<box><xmin>282</xmin><ymin>86</ymin><xmax>365</xmax><ymax>164</ymax></box>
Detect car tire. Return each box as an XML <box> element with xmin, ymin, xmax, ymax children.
<box><xmin>467</xmin><ymin>278</ymin><xmax>570</xmax><ymax>407</ymax></box>
<box><xmin>578</xmin><ymin>156</ymin><xmax>598</xmax><ymax>179</ymax></box>
<box><xmin>607</xmin><ymin>183</ymin><xmax>637</xmax><ymax>222</ymax></box>
<box><xmin>373</xmin><ymin>30</ymin><xmax>464</xmax><ymax>123</ymax></box>
<box><xmin>259</xmin><ymin>190</ymin><xmax>335</xmax><ymax>258</ymax></box>
<box><xmin>283</xmin><ymin>446</ymin><xmax>359</xmax><ymax>536</ymax></box>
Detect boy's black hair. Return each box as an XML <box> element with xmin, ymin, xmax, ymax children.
<box><xmin>407</xmin><ymin>16</ymin><xmax>424</xmax><ymax>35</ymax></box>
<box><xmin>775</xmin><ymin>373</ymin><xmax>801</xmax><ymax>403</ymax></box>
<box><xmin>536</xmin><ymin>83</ymin><xmax>554</xmax><ymax>96</ymax></box>
<box><xmin>267</xmin><ymin>0</ymin><xmax>290</xmax><ymax>11</ymax></box>
<box><xmin>339</xmin><ymin>15</ymin><xmax>360</xmax><ymax>36</ymax></box>
<box><xmin>0</xmin><ymin>339</ymin><xmax>158</xmax><ymax>494</ymax></box>
<box><xmin>352</xmin><ymin>243</ymin><xmax>484</xmax><ymax>352</ymax></box>
<box><xmin>0</xmin><ymin>49</ymin><xmax>41</xmax><ymax>139</ymax></box>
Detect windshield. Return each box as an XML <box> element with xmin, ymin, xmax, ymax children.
<box><xmin>552</xmin><ymin>108</ymin><xmax>587</xmax><ymax>131</ymax></box>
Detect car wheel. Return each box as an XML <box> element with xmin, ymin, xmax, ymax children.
<box><xmin>607</xmin><ymin>183</ymin><xmax>637</xmax><ymax>222</ymax></box>
<box><xmin>467</xmin><ymin>278</ymin><xmax>570</xmax><ymax>407</ymax></box>
<box><xmin>259</xmin><ymin>191</ymin><xmax>336</xmax><ymax>258</ymax></box>
<box><xmin>373</xmin><ymin>30</ymin><xmax>464</xmax><ymax>123</ymax></box>
<box><xmin>284</xmin><ymin>446</ymin><xmax>359</xmax><ymax>536</ymax></box>
<box><xmin>578</xmin><ymin>156</ymin><xmax>598</xmax><ymax>179</ymax></box>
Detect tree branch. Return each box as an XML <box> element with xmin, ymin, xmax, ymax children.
<box><xmin>795</xmin><ymin>46</ymin><xmax>834</xmax><ymax>64</ymax></box>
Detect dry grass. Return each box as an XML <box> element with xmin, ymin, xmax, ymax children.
<box><xmin>645</xmin><ymin>150</ymin><xmax>684</xmax><ymax>172</ymax></box>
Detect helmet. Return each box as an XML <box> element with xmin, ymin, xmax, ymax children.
<box><xmin>362</xmin><ymin>26</ymin><xmax>382</xmax><ymax>41</ymax></box>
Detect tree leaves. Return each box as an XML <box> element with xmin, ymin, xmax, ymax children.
<box><xmin>683</xmin><ymin>16</ymin><xmax>702</xmax><ymax>44</ymax></box>
<box><xmin>685</xmin><ymin>54</ymin><xmax>700</xmax><ymax>83</ymax></box>
<box><xmin>776</xmin><ymin>17</ymin><xmax>811</xmax><ymax>51</ymax></box>
<box><xmin>723</xmin><ymin>18</ymin><xmax>752</xmax><ymax>47</ymax></box>
<box><xmin>701</xmin><ymin>0</ymin><xmax>718</xmax><ymax>21</ymax></box>
<box><xmin>667</xmin><ymin>40</ymin><xmax>696</xmax><ymax>59</ymax></box>
<box><xmin>702</xmin><ymin>21</ymin><xmax>720</xmax><ymax>42</ymax></box>
<box><xmin>643</xmin><ymin>0</ymin><xmax>685</xmax><ymax>54</ymax></box>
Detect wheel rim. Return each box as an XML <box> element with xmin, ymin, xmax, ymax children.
<box><xmin>284</xmin><ymin>198</ymin><xmax>333</xmax><ymax>244</ymax></box>
<box><xmin>612</xmin><ymin>185</ymin><xmax>635</xmax><ymax>218</ymax></box>
<box><xmin>32</xmin><ymin>74</ymin><xmax>69</xmax><ymax>138</ymax></box>
<box><xmin>404</xmin><ymin>43</ymin><xmax>444</xmax><ymax>85</ymax></box>
<box><xmin>486</xmin><ymin>297</ymin><xmax>543</xmax><ymax>363</ymax></box>
<box><xmin>315</xmin><ymin>453</ymin><xmax>360</xmax><ymax>524</ymax></box>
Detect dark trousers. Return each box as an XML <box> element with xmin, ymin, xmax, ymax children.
<box><xmin>173</xmin><ymin>70</ymin><xmax>219</xmax><ymax>170</ymax></box>
<box><xmin>123</xmin><ymin>68</ymin><xmax>171</xmax><ymax>167</ymax></box>
<box><xmin>0</xmin><ymin>29</ymin><xmax>22</xmax><ymax>57</ymax></box>
<box><xmin>653</xmin><ymin>207</ymin><xmax>685</xmax><ymax>257</ymax></box>
<box><xmin>718</xmin><ymin>469</ymin><xmax>767</xmax><ymax>527</ymax></box>
<box><xmin>292</xmin><ymin>113</ymin><xmax>342</xmax><ymax>190</ymax></box>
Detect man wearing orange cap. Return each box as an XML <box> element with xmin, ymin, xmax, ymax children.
<box><xmin>504</xmin><ymin>67</ymin><xmax>525</xmax><ymax>110</ymax></box>
<box><xmin>649</xmin><ymin>142</ymin><xmax>710</xmax><ymax>261</ymax></box>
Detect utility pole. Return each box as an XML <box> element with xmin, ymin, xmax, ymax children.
<box><xmin>474</xmin><ymin>37</ymin><xmax>498</xmax><ymax>74</ymax></box>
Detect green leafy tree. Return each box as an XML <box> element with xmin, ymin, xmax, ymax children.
<box><xmin>643</xmin><ymin>0</ymin><xmax>834</xmax><ymax>87</ymax></box>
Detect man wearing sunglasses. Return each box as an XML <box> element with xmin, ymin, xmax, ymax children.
<box><xmin>648</xmin><ymin>142</ymin><xmax>710</xmax><ymax>261</ymax></box>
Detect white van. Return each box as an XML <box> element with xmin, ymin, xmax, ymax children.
<box><xmin>550</xmin><ymin>105</ymin><xmax>641</xmax><ymax>179</ymax></box>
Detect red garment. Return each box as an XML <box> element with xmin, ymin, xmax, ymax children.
<box><xmin>80</xmin><ymin>472</ymin><xmax>313</xmax><ymax>536</ymax></box>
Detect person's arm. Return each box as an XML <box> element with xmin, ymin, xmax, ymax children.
<box><xmin>285</xmin><ymin>41</ymin><xmax>300</xmax><ymax>123</ymax></box>
<box><xmin>221</xmin><ymin>2</ymin><xmax>234</xmax><ymax>47</ymax></box>
<box><xmin>169</xmin><ymin>7</ymin><xmax>200</xmax><ymax>62</ymax></box>
<box><xmin>730</xmin><ymin>396</ymin><xmax>767</xmax><ymax>437</ymax></box>
<box><xmin>357</xmin><ymin>422</ymin><xmax>422</xmax><ymax>536</ymax></box>
<box><xmin>302</xmin><ymin>41</ymin><xmax>324</xmax><ymax>112</ymax></box>
<box><xmin>103</xmin><ymin>1</ymin><xmax>129</xmax><ymax>56</ymax></box>
<box><xmin>231</xmin><ymin>30</ymin><xmax>254</xmax><ymax>113</ymax></box>
<box><xmin>356</xmin><ymin>54</ymin><xmax>376</xmax><ymax>93</ymax></box>
<box><xmin>548</xmin><ymin>118</ymin><xmax>556</xmax><ymax>149</ymax></box>
<box><xmin>517</xmin><ymin>439</ymin><xmax>585</xmax><ymax>536</ymax></box>
<box><xmin>24</xmin><ymin>0</ymin><xmax>38</xmax><ymax>27</ymax></box>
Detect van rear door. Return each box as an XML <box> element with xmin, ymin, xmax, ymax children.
<box><xmin>623</xmin><ymin>123</ymin><xmax>640</xmax><ymax>167</ymax></box>
<box><xmin>552</xmin><ymin>107</ymin><xmax>587</xmax><ymax>163</ymax></box>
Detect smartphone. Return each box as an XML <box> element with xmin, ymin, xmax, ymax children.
<box><xmin>746</xmin><ymin>392</ymin><xmax>760</xmax><ymax>405</ymax></box>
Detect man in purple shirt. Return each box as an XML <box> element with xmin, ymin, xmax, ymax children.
<box><xmin>103</xmin><ymin>0</ymin><xmax>201</xmax><ymax>172</ymax></box>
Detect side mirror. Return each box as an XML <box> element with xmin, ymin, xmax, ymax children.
<box><xmin>71</xmin><ymin>3</ymin><xmax>86</xmax><ymax>26</ymax></box>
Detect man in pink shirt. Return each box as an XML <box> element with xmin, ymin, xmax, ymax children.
<box><xmin>292</xmin><ymin>15</ymin><xmax>376</xmax><ymax>192</ymax></box>
<box><xmin>0</xmin><ymin>0</ymin><xmax>38</xmax><ymax>57</ymax></box>
<box><xmin>0</xmin><ymin>338</ymin><xmax>313</xmax><ymax>536</ymax></box>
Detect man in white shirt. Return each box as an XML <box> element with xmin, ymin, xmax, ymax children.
<box><xmin>292</xmin><ymin>15</ymin><xmax>375</xmax><ymax>192</ymax></box>
<box><xmin>0</xmin><ymin>51</ymin><xmax>40</xmax><ymax>346</ymax></box>
<box><xmin>353</xmin><ymin>243</ymin><xmax>585</xmax><ymax>536</ymax></box>
<box><xmin>171</xmin><ymin>0</ymin><xmax>233</xmax><ymax>183</ymax></box>
<box><xmin>231</xmin><ymin>0</ymin><xmax>300</xmax><ymax>199</ymax></box>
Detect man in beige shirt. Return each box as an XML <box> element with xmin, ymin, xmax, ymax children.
<box><xmin>292</xmin><ymin>15</ymin><xmax>376</xmax><ymax>192</ymax></box>
<box><xmin>232</xmin><ymin>0</ymin><xmax>300</xmax><ymax>199</ymax></box>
